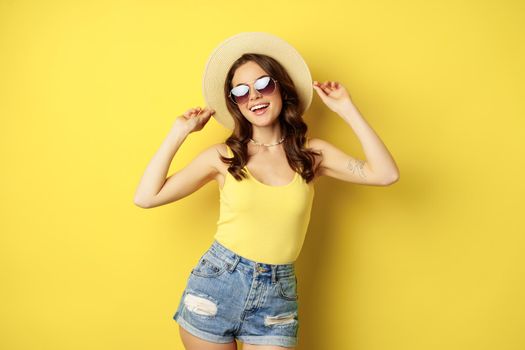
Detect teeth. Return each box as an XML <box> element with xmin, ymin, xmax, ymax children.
<box><xmin>250</xmin><ymin>103</ymin><xmax>269</xmax><ymax>111</ymax></box>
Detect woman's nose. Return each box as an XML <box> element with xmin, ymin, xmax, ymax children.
<box><xmin>249</xmin><ymin>86</ymin><xmax>262</xmax><ymax>99</ymax></box>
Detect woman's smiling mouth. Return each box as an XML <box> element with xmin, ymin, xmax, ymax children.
<box><xmin>250</xmin><ymin>103</ymin><xmax>270</xmax><ymax>115</ymax></box>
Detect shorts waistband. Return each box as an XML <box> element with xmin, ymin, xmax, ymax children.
<box><xmin>208</xmin><ymin>239</ymin><xmax>295</xmax><ymax>278</ymax></box>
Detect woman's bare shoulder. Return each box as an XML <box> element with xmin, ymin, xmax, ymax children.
<box><xmin>213</xmin><ymin>143</ymin><xmax>229</xmax><ymax>158</ymax></box>
<box><xmin>306</xmin><ymin>137</ymin><xmax>323</xmax><ymax>151</ymax></box>
<box><xmin>208</xmin><ymin>143</ymin><xmax>230</xmax><ymax>169</ymax></box>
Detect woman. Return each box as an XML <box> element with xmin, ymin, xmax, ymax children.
<box><xmin>134</xmin><ymin>32</ymin><xmax>399</xmax><ymax>350</ymax></box>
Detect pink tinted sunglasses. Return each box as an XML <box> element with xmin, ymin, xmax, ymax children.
<box><xmin>229</xmin><ymin>75</ymin><xmax>278</xmax><ymax>105</ymax></box>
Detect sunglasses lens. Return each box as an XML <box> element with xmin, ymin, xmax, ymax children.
<box><xmin>253</xmin><ymin>77</ymin><xmax>273</xmax><ymax>93</ymax></box>
<box><xmin>231</xmin><ymin>85</ymin><xmax>249</xmax><ymax>104</ymax></box>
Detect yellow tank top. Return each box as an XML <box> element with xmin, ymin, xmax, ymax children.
<box><xmin>213</xmin><ymin>142</ymin><xmax>315</xmax><ymax>264</ymax></box>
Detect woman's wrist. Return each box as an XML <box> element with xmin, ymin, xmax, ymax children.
<box><xmin>166</xmin><ymin>127</ymin><xmax>190</xmax><ymax>148</ymax></box>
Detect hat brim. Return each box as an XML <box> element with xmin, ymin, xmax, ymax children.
<box><xmin>202</xmin><ymin>32</ymin><xmax>313</xmax><ymax>130</ymax></box>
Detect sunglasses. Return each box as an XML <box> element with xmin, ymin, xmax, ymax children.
<box><xmin>229</xmin><ymin>75</ymin><xmax>278</xmax><ymax>105</ymax></box>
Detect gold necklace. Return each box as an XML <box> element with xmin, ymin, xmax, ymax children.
<box><xmin>249</xmin><ymin>135</ymin><xmax>285</xmax><ymax>147</ymax></box>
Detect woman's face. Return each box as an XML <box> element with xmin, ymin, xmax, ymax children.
<box><xmin>231</xmin><ymin>61</ymin><xmax>283</xmax><ymax>126</ymax></box>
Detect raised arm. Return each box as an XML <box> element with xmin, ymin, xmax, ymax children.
<box><xmin>309</xmin><ymin>137</ymin><xmax>395</xmax><ymax>186</ymax></box>
<box><xmin>312</xmin><ymin>80</ymin><xmax>400</xmax><ymax>186</ymax></box>
<box><xmin>133</xmin><ymin>106</ymin><xmax>216</xmax><ymax>208</ymax></box>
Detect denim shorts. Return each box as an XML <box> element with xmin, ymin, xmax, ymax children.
<box><xmin>173</xmin><ymin>239</ymin><xmax>299</xmax><ymax>348</ymax></box>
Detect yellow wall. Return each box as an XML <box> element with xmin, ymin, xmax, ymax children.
<box><xmin>1</xmin><ymin>1</ymin><xmax>524</xmax><ymax>349</ymax></box>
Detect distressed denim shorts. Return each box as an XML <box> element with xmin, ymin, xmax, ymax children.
<box><xmin>173</xmin><ymin>239</ymin><xmax>299</xmax><ymax>348</ymax></box>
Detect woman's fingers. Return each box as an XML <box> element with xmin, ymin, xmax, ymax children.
<box><xmin>183</xmin><ymin>106</ymin><xmax>215</xmax><ymax>119</ymax></box>
<box><xmin>313</xmin><ymin>80</ymin><xmax>344</xmax><ymax>100</ymax></box>
<box><xmin>317</xmin><ymin>82</ymin><xmax>332</xmax><ymax>94</ymax></box>
<box><xmin>183</xmin><ymin>107</ymin><xmax>198</xmax><ymax>118</ymax></box>
<box><xmin>323</xmin><ymin>81</ymin><xmax>341</xmax><ymax>94</ymax></box>
<box><xmin>314</xmin><ymin>80</ymin><xmax>339</xmax><ymax>89</ymax></box>
<box><xmin>313</xmin><ymin>81</ymin><xmax>328</xmax><ymax>96</ymax></box>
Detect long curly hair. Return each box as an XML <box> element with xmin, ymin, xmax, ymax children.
<box><xmin>219</xmin><ymin>53</ymin><xmax>321</xmax><ymax>184</ymax></box>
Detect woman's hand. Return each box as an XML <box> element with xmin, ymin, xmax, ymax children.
<box><xmin>313</xmin><ymin>80</ymin><xmax>354</xmax><ymax>114</ymax></box>
<box><xmin>173</xmin><ymin>106</ymin><xmax>215</xmax><ymax>135</ymax></box>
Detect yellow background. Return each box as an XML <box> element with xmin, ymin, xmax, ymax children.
<box><xmin>1</xmin><ymin>0</ymin><xmax>524</xmax><ymax>349</ymax></box>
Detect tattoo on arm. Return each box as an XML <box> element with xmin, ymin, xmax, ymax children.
<box><xmin>346</xmin><ymin>159</ymin><xmax>367</xmax><ymax>178</ymax></box>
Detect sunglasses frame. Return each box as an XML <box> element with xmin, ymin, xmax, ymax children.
<box><xmin>228</xmin><ymin>75</ymin><xmax>279</xmax><ymax>105</ymax></box>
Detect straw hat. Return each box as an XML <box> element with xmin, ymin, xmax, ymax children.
<box><xmin>202</xmin><ymin>32</ymin><xmax>313</xmax><ymax>130</ymax></box>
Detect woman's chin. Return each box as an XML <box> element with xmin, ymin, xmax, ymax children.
<box><xmin>250</xmin><ymin>116</ymin><xmax>279</xmax><ymax>126</ymax></box>
<box><xmin>247</xmin><ymin>111</ymin><xmax>281</xmax><ymax>126</ymax></box>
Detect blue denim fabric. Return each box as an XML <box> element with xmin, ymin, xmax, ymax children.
<box><xmin>173</xmin><ymin>239</ymin><xmax>299</xmax><ymax>348</ymax></box>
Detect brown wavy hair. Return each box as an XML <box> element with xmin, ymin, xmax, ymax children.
<box><xmin>219</xmin><ymin>53</ymin><xmax>321</xmax><ymax>184</ymax></box>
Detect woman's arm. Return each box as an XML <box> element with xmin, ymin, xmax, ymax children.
<box><xmin>312</xmin><ymin>80</ymin><xmax>400</xmax><ymax>186</ymax></box>
<box><xmin>133</xmin><ymin>107</ymin><xmax>216</xmax><ymax>208</ymax></box>
<box><xmin>133</xmin><ymin>128</ymin><xmax>188</xmax><ymax>208</ymax></box>
<box><xmin>338</xmin><ymin>102</ymin><xmax>399</xmax><ymax>183</ymax></box>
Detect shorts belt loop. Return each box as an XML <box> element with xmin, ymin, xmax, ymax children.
<box><xmin>271</xmin><ymin>265</ymin><xmax>277</xmax><ymax>284</ymax></box>
<box><xmin>228</xmin><ymin>255</ymin><xmax>240</xmax><ymax>272</ymax></box>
